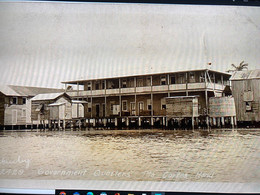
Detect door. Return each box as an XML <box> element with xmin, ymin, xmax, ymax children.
<box><xmin>130</xmin><ymin>102</ymin><xmax>136</xmax><ymax>115</ymax></box>
<box><xmin>96</xmin><ymin>104</ymin><xmax>100</xmax><ymax>118</ymax></box>
<box><xmin>138</xmin><ymin>102</ymin><xmax>144</xmax><ymax>115</ymax></box>
<box><xmin>102</xmin><ymin>103</ymin><xmax>106</xmax><ymax>117</ymax></box>
<box><xmin>12</xmin><ymin>110</ymin><xmax>17</xmax><ymax>125</ymax></box>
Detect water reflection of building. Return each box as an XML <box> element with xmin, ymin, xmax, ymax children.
<box><xmin>230</xmin><ymin>69</ymin><xmax>260</xmax><ymax>127</ymax></box>
<box><xmin>62</xmin><ymin>69</ymin><xmax>231</xmax><ymax>128</ymax></box>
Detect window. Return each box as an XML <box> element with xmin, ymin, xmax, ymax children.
<box><xmin>200</xmin><ymin>72</ymin><xmax>205</xmax><ymax>82</ymax></box>
<box><xmin>170</xmin><ymin>76</ymin><xmax>176</xmax><ymax>84</ymax></box>
<box><xmin>161</xmin><ymin>98</ymin><xmax>166</xmax><ymax>110</ymax></box>
<box><xmin>130</xmin><ymin>102</ymin><xmax>136</xmax><ymax>115</ymax></box>
<box><xmin>22</xmin><ymin>108</ymin><xmax>26</xmax><ymax>117</ymax></box>
<box><xmin>138</xmin><ymin>102</ymin><xmax>144</xmax><ymax>113</ymax></box>
<box><xmin>147</xmin><ymin>99</ymin><xmax>152</xmax><ymax>110</ymax></box>
<box><xmin>102</xmin><ymin>81</ymin><xmax>105</xmax><ymax>89</ymax></box>
<box><xmin>22</xmin><ymin>97</ymin><xmax>26</xmax><ymax>104</ymax></box>
<box><xmin>122</xmin><ymin>100</ymin><xmax>127</xmax><ymax>111</ymax></box>
<box><xmin>11</xmin><ymin>97</ymin><xmax>17</xmax><ymax>105</ymax></box>
<box><xmin>137</xmin><ymin>78</ymin><xmax>143</xmax><ymax>87</ymax></box>
<box><xmin>146</xmin><ymin>77</ymin><xmax>151</xmax><ymax>86</ymax></box>
<box><xmin>95</xmin><ymin>82</ymin><xmax>100</xmax><ymax>90</ymax></box>
<box><xmin>189</xmin><ymin>72</ymin><xmax>195</xmax><ymax>83</ymax></box>
<box><xmin>122</xmin><ymin>80</ymin><xmax>127</xmax><ymax>88</ymax></box>
<box><xmin>87</xmin><ymin>82</ymin><xmax>91</xmax><ymax>90</ymax></box>
<box><xmin>179</xmin><ymin>74</ymin><xmax>185</xmax><ymax>84</ymax></box>
<box><xmin>110</xmin><ymin>101</ymin><xmax>115</xmax><ymax>111</ymax></box>
<box><xmin>161</xmin><ymin>76</ymin><xmax>166</xmax><ymax>85</ymax></box>
<box><xmin>245</xmin><ymin>102</ymin><xmax>252</xmax><ymax>112</ymax></box>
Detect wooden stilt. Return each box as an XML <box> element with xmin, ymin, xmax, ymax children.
<box><xmin>151</xmin><ymin>117</ymin><xmax>154</xmax><ymax>126</ymax></box>
<box><xmin>221</xmin><ymin>117</ymin><xmax>225</xmax><ymax>127</ymax></box>
<box><xmin>231</xmin><ymin>116</ymin><xmax>234</xmax><ymax>129</ymax></box>
<box><xmin>115</xmin><ymin>118</ymin><xmax>118</xmax><ymax>127</ymax></box>
<box><xmin>126</xmin><ymin>117</ymin><xmax>129</xmax><ymax>127</ymax></box>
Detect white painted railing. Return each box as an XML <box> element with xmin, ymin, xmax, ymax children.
<box><xmin>169</xmin><ymin>84</ymin><xmax>186</xmax><ymax>90</ymax></box>
<box><xmin>152</xmin><ymin>85</ymin><xmax>168</xmax><ymax>92</ymax></box>
<box><xmin>188</xmin><ymin>83</ymin><xmax>206</xmax><ymax>89</ymax></box>
<box><xmin>106</xmin><ymin>88</ymin><xmax>120</xmax><ymax>95</ymax></box>
<box><xmin>136</xmin><ymin>86</ymin><xmax>152</xmax><ymax>93</ymax></box>
<box><xmin>121</xmin><ymin>87</ymin><xmax>135</xmax><ymax>94</ymax></box>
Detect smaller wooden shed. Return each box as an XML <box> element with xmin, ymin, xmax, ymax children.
<box><xmin>230</xmin><ymin>69</ymin><xmax>260</xmax><ymax>125</ymax></box>
<box><xmin>31</xmin><ymin>92</ymin><xmax>87</xmax><ymax>127</ymax></box>
<box><xmin>209</xmin><ymin>96</ymin><xmax>236</xmax><ymax>127</ymax></box>
<box><xmin>166</xmin><ymin>96</ymin><xmax>199</xmax><ymax>129</ymax></box>
<box><xmin>166</xmin><ymin>96</ymin><xmax>199</xmax><ymax>118</ymax></box>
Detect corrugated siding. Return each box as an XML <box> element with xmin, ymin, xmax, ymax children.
<box><xmin>232</xmin><ymin>79</ymin><xmax>260</xmax><ymax>122</ymax></box>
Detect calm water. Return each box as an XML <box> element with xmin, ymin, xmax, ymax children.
<box><xmin>0</xmin><ymin>129</ymin><xmax>259</xmax><ymax>182</ymax></box>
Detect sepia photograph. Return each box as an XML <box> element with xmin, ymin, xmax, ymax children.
<box><xmin>0</xmin><ymin>0</ymin><xmax>259</xmax><ymax>193</ymax></box>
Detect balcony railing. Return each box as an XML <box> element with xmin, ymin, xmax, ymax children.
<box><xmin>169</xmin><ymin>84</ymin><xmax>186</xmax><ymax>90</ymax></box>
<box><xmin>121</xmin><ymin>87</ymin><xmax>135</xmax><ymax>94</ymax></box>
<box><xmin>152</xmin><ymin>85</ymin><xmax>168</xmax><ymax>92</ymax></box>
<box><xmin>67</xmin><ymin>82</ymin><xmax>227</xmax><ymax>97</ymax></box>
<box><xmin>188</xmin><ymin>83</ymin><xmax>206</xmax><ymax>89</ymax></box>
<box><xmin>136</xmin><ymin>86</ymin><xmax>152</xmax><ymax>93</ymax></box>
<box><xmin>106</xmin><ymin>88</ymin><xmax>120</xmax><ymax>95</ymax></box>
<box><xmin>92</xmin><ymin>89</ymin><xmax>105</xmax><ymax>96</ymax></box>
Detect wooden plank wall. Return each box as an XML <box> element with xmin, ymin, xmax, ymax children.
<box><xmin>232</xmin><ymin>79</ymin><xmax>260</xmax><ymax>122</ymax></box>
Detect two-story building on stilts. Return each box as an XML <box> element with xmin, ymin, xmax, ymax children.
<box><xmin>63</xmin><ymin>69</ymin><xmax>231</xmax><ymax>129</ymax></box>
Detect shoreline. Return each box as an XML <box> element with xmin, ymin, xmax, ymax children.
<box><xmin>1</xmin><ymin>128</ymin><xmax>260</xmax><ymax>132</ymax></box>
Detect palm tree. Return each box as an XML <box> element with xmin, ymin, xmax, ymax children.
<box><xmin>227</xmin><ymin>61</ymin><xmax>248</xmax><ymax>72</ymax></box>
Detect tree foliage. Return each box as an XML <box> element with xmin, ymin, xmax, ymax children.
<box><xmin>228</xmin><ymin>61</ymin><xmax>248</xmax><ymax>72</ymax></box>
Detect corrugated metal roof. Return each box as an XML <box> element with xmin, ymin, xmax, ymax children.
<box><xmin>0</xmin><ymin>85</ymin><xmax>21</xmax><ymax>96</ymax></box>
<box><xmin>230</xmin><ymin>69</ymin><xmax>260</xmax><ymax>81</ymax></box>
<box><xmin>31</xmin><ymin>93</ymin><xmax>64</xmax><ymax>101</ymax></box>
<box><xmin>72</xmin><ymin>100</ymin><xmax>88</xmax><ymax>104</ymax></box>
<box><xmin>62</xmin><ymin>69</ymin><xmax>231</xmax><ymax>84</ymax></box>
<box><xmin>0</xmin><ymin>85</ymin><xmax>64</xmax><ymax>97</ymax></box>
<box><xmin>48</xmin><ymin>102</ymin><xmax>66</xmax><ymax>106</ymax></box>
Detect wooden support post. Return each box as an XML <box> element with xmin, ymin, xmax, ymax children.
<box><xmin>163</xmin><ymin>117</ymin><xmax>165</xmax><ymax>126</ymax></box>
<box><xmin>58</xmin><ymin>120</ymin><xmax>61</xmax><ymax>130</ymax></box>
<box><xmin>192</xmin><ymin>117</ymin><xmax>194</xmax><ymax>130</ymax></box>
<box><xmin>221</xmin><ymin>117</ymin><xmax>225</xmax><ymax>126</ymax></box>
<box><xmin>151</xmin><ymin>117</ymin><xmax>154</xmax><ymax>126</ymax></box>
<box><xmin>63</xmin><ymin>119</ymin><xmax>66</xmax><ymax>130</ymax></box>
<box><xmin>206</xmin><ymin>117</ymin><xmax>209</xmax><ymax>129</ymax></box>
<box><xmin>166</xmin><ymin>117</ymin><xmax>168</xmax><ymax>127</ymax></box>
<box><xmin>231</xmin><ymin>116</ymin><xmax>234</xmax><ymax>129</ymax></box>
<box><xmin>115</xmin><ymin>118</ymin><xmax>118</xmax><ymax>127</ymax></box>
<box><xmin>234</xmin><ymin>116</ymin><xmax>237</xmax><ymax>127</ymax></box>
<box><xmin>134</xmin><ymin>77</ymin><xmax>137</xmax><ymax>117</ymax></box>
<box><xmin>213</xmin><ymin>117</ymin><xmax>216</xmax><ymax>126</ymax></box>
<box><xmin>185</xmin><ymin>72</ymin><xmax>188</xmax><ymax>96</ymax></box>
<box><xmin>71</xmin><ymin>120</ymin><xmax>73</xmax><ymax>131</ymax></box>
<box><xmin>217</xmin><ymin>117</ymin><xmax>221</xmax><ymax>127</ymax></box>
<box><xmin>93</xmin><ymin>119</ymin><xmax>96</xmax><ymax>127</ymax></box>
<box><xmin>138</xmin><ymin>117</ymin><xmax>141</xmax><ymax>127</ymax></box>
<box><xmin>79</xmin><ymin>120</ymin><xmax>81</xmax><ymax>130</ymax></box>
<box><xmin>126</xmin><ymin>117</ymin><xmax>129</xmax><ymax>127</ymax></box>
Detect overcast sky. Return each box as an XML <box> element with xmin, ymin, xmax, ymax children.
<box><xmin>0</xmin><ymin>2</ymin><xmax>259</xmax><ymax>88</ymax></box>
